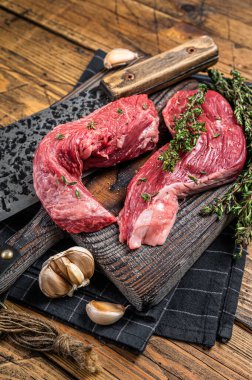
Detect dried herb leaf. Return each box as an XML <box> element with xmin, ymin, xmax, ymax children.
<box><xmin>86</xmin><ymin>121</ymin><xmax>96</xmax><ymax>130</ymax></box>
<box><xmin>137</xmin><ymin>177</ymin><xmax>147</xmax><ymax>185</ymax></box>
<box><xmin>75</xmin><ymin>189</ymin><xmax>81</xmax><ymax>199</ymax></box>
<box><xmin>55</xmin><ymin>134</ymin><xmax>65</xmax><ymax>140</ymax></box>
<box><xmin>141</xmin><ymin>192</ymin><xmax>159</xmax><ymax>202</ymax></box>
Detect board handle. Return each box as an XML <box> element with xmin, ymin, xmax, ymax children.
<box><xmin>101</xmin><ymin>35</ymin><xmax>218</xmax><ymax>99</ymax></box>
<box><xmin>0</xmin><ymin>207</ymin><xmax>64</xmax><ymax>294</ymax></box>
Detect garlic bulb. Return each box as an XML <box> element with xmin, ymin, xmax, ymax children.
<box><xmin>39</xmin><ymin>247</ymin><xmax>94</xmax><ymax>298</ymax></box>
<box><xmin>104</xmin><ymin>48</ymin><xmax>138</xmax><ymax>69</ymax></box>
<box><xmin>86</xmin><ymin>301</ymin><xmax>127</xmax><ymax>325</ymax></box>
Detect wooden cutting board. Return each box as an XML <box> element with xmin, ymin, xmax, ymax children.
<box><xmin>1</xmin><ymin>74</ymin><xmax>233</xmax><ymax>311</ymax></box>
<box><xmin>72</xmin><ymin>80</ymin><xmax>233</xmax><ymax>310</ymax></box>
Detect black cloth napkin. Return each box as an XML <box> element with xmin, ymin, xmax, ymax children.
<box><xmin>1</xmin><ymin>50</ymin><xmax>246</xmax><ymax>353</ymax></box>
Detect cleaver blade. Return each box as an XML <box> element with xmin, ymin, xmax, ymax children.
<box><xmin>0</xmin><ymin>72</ymin><xmax>108</xmax><ymax>221</ymax></box>
<box><xmin>0</xmin><ymin>36</ymin><xmax>218</xmax><ymax>221</ymax></box>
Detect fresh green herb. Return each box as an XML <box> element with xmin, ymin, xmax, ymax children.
<box><xmin>61</xmin><ymin>176</ymin><xmax>77</xmax><ymax>186</ymax></box>
<box><xmin>200</xmin><ymin>170</ymin><xmax>207</xmax><ymax>175</ymax></box>
<box><xmin>86</xmin><ymin>121</ymin><xmax>96</xmax><ymax>130</ymax></box>
<box><xmin>188</xmin><ymin>175</ymin><xmax>198</xmax><ymax>184</ymax></box>
<box><xmin>202</xmin><ymin>69</ymin><xmax>252</xmax><ymax>258</ymax></box>
<box><xmin>159</xmin><ymin>84</ymin><xmax>208</xmax><ymax>171</ymax></box>
<box><xmin>137</xmin><ymin>177</ymin><xmax>147</xmax><ymax>185</ymax></box>
<box><xmin>61</xmin><ymin>175</ymin><xmax>67</xmax><ymax>185</ymax></box>
<box><xmin>213</xmin><ymin>133</ymin><xmax>221</xmax><ymax>138</ymax></box>
<box><xmin>75</xmin><ymin>189</ymin><xmax>81</xmax><ymax>199</ymax></box>
<box><xmin>141</xmin><ymin>192</ymin><xmax>159</xmax><ymax>202</ymax></box>
<box><xmin>117</xmin><ymin>108</ymin><xmax>123</xmax><ymax>114</ymax></box>
<box><xmin>142</xmin><ymin>103</ymin><xmax>148</xmax><ymax>110</ymax></box>
<box><xmin>55</xmin><ymin>133</ymin><xmax>65</xmax><ymax>140</ymax></box>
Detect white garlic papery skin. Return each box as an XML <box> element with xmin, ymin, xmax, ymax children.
<box><xmin>86</xmin><ymin>301</ymin><xmax>127</xmax><ymax>325</ymax></box>
<box><xmin>39</xmin><ymin>247</ymin><xmax>94</xmax><ymax>298</ymax></box>
<box><xmin>104</xmin><ymin>48</ymin><xmax>139</xmax><ymax>69</ymax></box>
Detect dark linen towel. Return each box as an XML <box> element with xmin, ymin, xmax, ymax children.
<box><xmin>1</xmin><ymin>50</ymin><xmax>246</xmax><ymax>352</ymax></box>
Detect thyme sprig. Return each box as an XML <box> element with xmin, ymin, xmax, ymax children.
<box><xmin>137</xmin><ymin>177</ymin><xmax>147</xmax><ymax>185</ymax></box>
<box><xmin>201</xmin><ymin>69</ymin><xmax>252</xmax><ymax>258</ymax></box>
<box><xmin>86</xmin><ymin>121</ymin><xmax>96</xmax><ymax>130</ymax></box>
<box><xmin>141</xmin><ymin>192</ymin><xmax>159</xmax><ymax>202</ymax></box>
<box><xmin>61</xmin><ymin>175</ymin><xmax>77</xmax><ymax>186</ymax></box>
<box><xmin>159</xmin><ymin>84</ymin><xmax>208</xmax><ymax>171</ymax></box>
<box><xmin>55</xmin><ymin>133</ymin><xmax>65</xmax><ymax>140</ymax></box>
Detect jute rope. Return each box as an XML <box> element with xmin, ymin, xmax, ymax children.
<box><xmin>0</xmin><ymin>305</ymin><xmax>102</xmax><ymax>373</ymax></box>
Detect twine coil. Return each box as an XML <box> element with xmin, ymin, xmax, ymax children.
<box><xmin>0</xmin><ymin>307</ymin><xmax>101</xmax><ymax>373</ymax></box>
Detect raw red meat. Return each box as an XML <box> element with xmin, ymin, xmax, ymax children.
<box><xmin>118</xmin><ymin>90</ymin><xmax>246</xmax><ymax>249</ymax></box>
<box><xmin>33</xmin><ymin>94</ymin><xmax>159</xmax><ymax>233</ymax></box>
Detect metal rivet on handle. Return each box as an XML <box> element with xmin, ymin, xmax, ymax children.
<box><xmin>186</xmin><ymin>47</ymin><xmax>196</xmax><ymax>54</ymax></box>
<box><xmin>122</xmin><ymin>72</ymin><xmax>135</xmax><ymax>81</ymax></box>
<box><xmin>1</xmin><ymin>249</ymin><xmax>14</xmax><ymax>260</ymax></box>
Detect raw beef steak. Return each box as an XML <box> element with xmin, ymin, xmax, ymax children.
<box><xmin>118</xmin><ymin>90</ymin><xmax>246</xmax><ymax>249</ymax></box>
<box><xmin>33</xmin><ymin>95</ymin><xmax>159</xmax><ymax>233</ymax></box>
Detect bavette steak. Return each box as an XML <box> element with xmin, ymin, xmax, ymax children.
<box><xmin>33</xmin><ymin>94</ymin><xmax>159</xmax><ymax>233</ymax></box>
<box><xmin>118</xmin><ymin>90</ymin><xmax>247</xmax><ymax>249</ymax></box>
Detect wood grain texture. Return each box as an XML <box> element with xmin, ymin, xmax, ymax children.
<box><xmin>0</xmin><ymin>207</ymin><xmax>64</xmax><ymax>294</ymax></box>
<box><xmin>0</xmin><ymin>8</ymin><xmax>93</xmax><ymax>126</ymax></box>
<box><xmin>102</xmin><ymin>35</ymin><xmax>218</xmax><ymax>98</ymax></box>
<box><xmin>0</xmin><ymin>339</ymin><xmax>73</xmax><ymax>380</ymax></box>
<box><xmin>0</xmin><ymin>0</ymin><xmax>251</xmax><ymax>379</ymax></box>
<box><xmin>2</xmin><ymin>301</ymin><xmax>251</xmax><ymax>380</ymax></box>
<box><xmin>0</xmin><ymin>0</ymin><xmax>251</xmax><ymax>81</ymax></box>
<box><xmin>236</xmin><ymin>253</ymin><xmax>252</xmax><ymax>330</ymax></box>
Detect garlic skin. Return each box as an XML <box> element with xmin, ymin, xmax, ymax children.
<box><xmin>86</xmin><ymin>301</ymin><xmax>127</xmax><ymax>325</ymax></box>
<box><xmin>39</xmin><ymin>247</ymin><xmax>94</xmax><ymax>298</ymax></box>
<box><xmin>104</xmin><ymin>48</ymin><xmax>138</xmax><ymax>69</ymax></box>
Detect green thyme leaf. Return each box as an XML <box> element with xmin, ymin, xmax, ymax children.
<box><xmin>142</xmin><ymin>103</ymin><xmax>148</xmax><ymax>110</ymax></box>
<box><xmin>86</xmin><ymin>121</ymin><xmax>96</xmax><ymax>130</ymax></box>
<box><xmin>159</xmin><ymin>84</ymin><xmax>208</xmax><ymax>172</ymax></box>
<box><xmin>55</xmin><ymin>133</ymin><xmax>65</xmax><ymax>140</ymax></box>
<box><xmin>75</xmin><ymin>189</ymin><xmax>81</xmax><ymax>199</ymax></box>
<box><xmin>213</xmin><ymin>133</ymin><xmax>221</xmax><ymax>138</ymax></box>
<box><xmin>188</xmin><ymin>175</ymin><xmax>198</xmax><ymax>183</ymax></box>
<box><xmin>141</xmin><ymin>192</ymin><xmax>159</xmax><ymax>202</ymax></box>
<box><xmin>200</xmin><ymin>170</ymin><xmax>207</xmax><ymax>175</ymax></box>
<box><xmin>61</xmin><ymin>175</ymin><xmax>67</xmax><ymax>185</ymax></box>
<box><xmin>117</xmin><ymin>108</ymin><xmax>123</xmax><ymax>114</ymax></box>
<box><xmin>61</xmin><ymin>176</ymin><xmax>77</xmax><ymax>186</ymax></box>
<box><xmin>137</xmin><ymin>177</ymin><xmax>147</xmax><ymax>185</ymax></box>
<box><xmin>202</xmin><ymin>68</ymin><xmax>252</xmax><ymax>257</ymax></box>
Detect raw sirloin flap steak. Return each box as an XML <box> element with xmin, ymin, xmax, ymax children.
<box><xmin>33</xmin><ymin>94</ymin><xmax>159</xmax><ymax>233</ymax></box>
<box><xmin>118</xmin><ymin>90</ymin><xmax>246</xmax><ymax>249</ymax></box>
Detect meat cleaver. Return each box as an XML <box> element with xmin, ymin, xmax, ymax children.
<box><xmin>0</xmin><ymin>36</ymin><xmax>219</xmax><ymax>305</ymax></box>
<box><xmin>1</xmin><ymin>36</ymin><xmax>218</xmax><ymax>221</ymax></box>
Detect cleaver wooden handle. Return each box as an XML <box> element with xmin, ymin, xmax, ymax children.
<box><xmin>0</xmin><ymin>207</ymin><xmax>64</xmax><ymax>294</ymax></box>
<box><xmin>101</xmin><ymin>35</ymin><xmax>218</xmax><ymax>99</ymax></box>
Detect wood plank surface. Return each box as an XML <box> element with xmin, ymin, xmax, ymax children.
<box><xmin>0</xmin><ymin>8</ymin><xmax>92</xmax><ymax>125</ymax></box>
<box><xmin>0</xmin><ymin>0</ymin><xmax>251</xmax><ymax>379</ymax></box>
<box><xmin>1</xmin><ymin>302</ymin><xmax>251</xmax><ymax>380</ymax></box>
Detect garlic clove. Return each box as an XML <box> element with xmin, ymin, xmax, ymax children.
<box><xmin>39</xmin><ymin>265</ymin><xmax>72</xmax><ymax>298</ymax></box>
<box><xmin>50</xmin><ymin>255</ymin><xmax>71</xmax><ymax>280</ymax></box>
<box><xmin>103</xmin><ymin>48</ymin><xmax>138</xmax><ymax>69</ymax></box>
<box><xmin>86</xmin><ymin>301</ymin><xmax>127</xmax><ymax>325</ymax></box>
<box><xmin>66</xmin><ymin>247</ymin><xmax>94</xmax><ymax>280</ymax></box>
<box><xmin>66</xmin><ymin>263</ymin><xmax>85</xmax><ymax>286</ymax></box>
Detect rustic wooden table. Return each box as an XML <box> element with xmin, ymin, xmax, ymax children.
<box><xmin>0</xmin><ymin>1</ymin><xmax>251</xmax><ymax>379</ymax></box>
